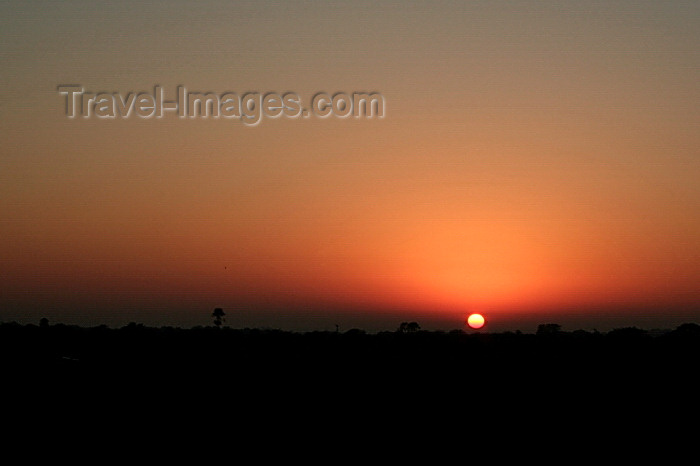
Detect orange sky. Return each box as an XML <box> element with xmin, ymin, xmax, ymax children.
<box><xmin>1</xmin><ymin>1</ymin><xmax>698</xmax><ymax>331</ymax></box>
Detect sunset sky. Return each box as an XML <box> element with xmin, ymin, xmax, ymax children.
<box><xmin>1</xmin><ymin>1</ymin><xmax>698</xmax><ymax>332</ymax></box>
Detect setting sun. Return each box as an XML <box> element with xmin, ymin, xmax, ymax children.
<box><xmin>467</xmin><ymin>314</ymin><xmax>486</xmax><ymax>329</ymax></box>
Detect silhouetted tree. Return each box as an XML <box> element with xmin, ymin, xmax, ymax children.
<box><xmin>123</xmin><ymin>322</ymin><xmax>145</xmax><ymax>331</ymax></box>
<box><xmin>39</xmin><ymin>318</ymin><xmax>49</xmax><ymax>329</ymax></box>
<box><xmin>674</xmin><ymin>323</ymin><xmax>700</xmax><ymax>336</ymax></box>
<box><xmin>398</xmin><ymin>321</ymin><xmax>421</xmax><ymax>333</ymax></box>
<box><xmin>536</xmin><ymin>323</ymin><xmax>562</xmax><ymax>336</ymax></box>
<box><xmin>212</xmin><ymin>308</ymin><xmax>226</xmax><ymax>328</ymax></box>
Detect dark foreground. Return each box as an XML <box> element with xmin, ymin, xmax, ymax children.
<box><xmin>3</xmin><ymin>321</ymin><xmax>699</xmax><ymax>443</ymax></box>
<box><xmin>3</xmin><ymin>321</ymin><xmax>699</xmax><ymax>389</ymax></box>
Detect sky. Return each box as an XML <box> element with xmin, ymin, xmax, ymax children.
<box><xmin>1</xmin><ymin>1</ymin><xmax>698</xmax><ymax>332</ymax></box>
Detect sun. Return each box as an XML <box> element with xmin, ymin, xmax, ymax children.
<box><xmin>467</xmin><ymin>313</ymin><xmax>485</xmax><ymax>329</ymax></box>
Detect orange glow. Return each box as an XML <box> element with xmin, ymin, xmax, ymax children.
<box><xmin>467</xmin><ymin>314</ymin><xmax>485</xmax><ymax>329</ymax></box>
<box><xmin>1</xmin><ymin>3</ymin><xmax>699</xmax><ymax>331</ymax></box>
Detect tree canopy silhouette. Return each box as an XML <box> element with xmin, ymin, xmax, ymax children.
<box><xmin>212</xmin><ymin>308</ymin><xmax>226</xmax><ymax>328</ymax></box>
<box><xmin>536</xmin><ymin>323</ymin><xmax>562</xmax><ymax>336</ymax></box>
<box><xmin>398</xmin><ymin>321</ymin><xmax>420</xmax><ymax>333</ymax></box>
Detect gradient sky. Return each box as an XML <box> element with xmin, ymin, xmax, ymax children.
<box><xmin>1</xmin><ymin>1</ymin><xmax>698</xmax><ymax>332</ymax></box>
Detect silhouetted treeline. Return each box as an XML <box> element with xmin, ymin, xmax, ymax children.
<box><xmin>2</xmin><ymin>320</ymin><xmax>699</xmax><ymax>375</ymax></box>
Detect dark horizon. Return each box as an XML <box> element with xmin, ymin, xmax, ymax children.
<box><xmin>5</xmin><ymin>304</ymin><xmax>699</xmax><ymax>335</ymax></box>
